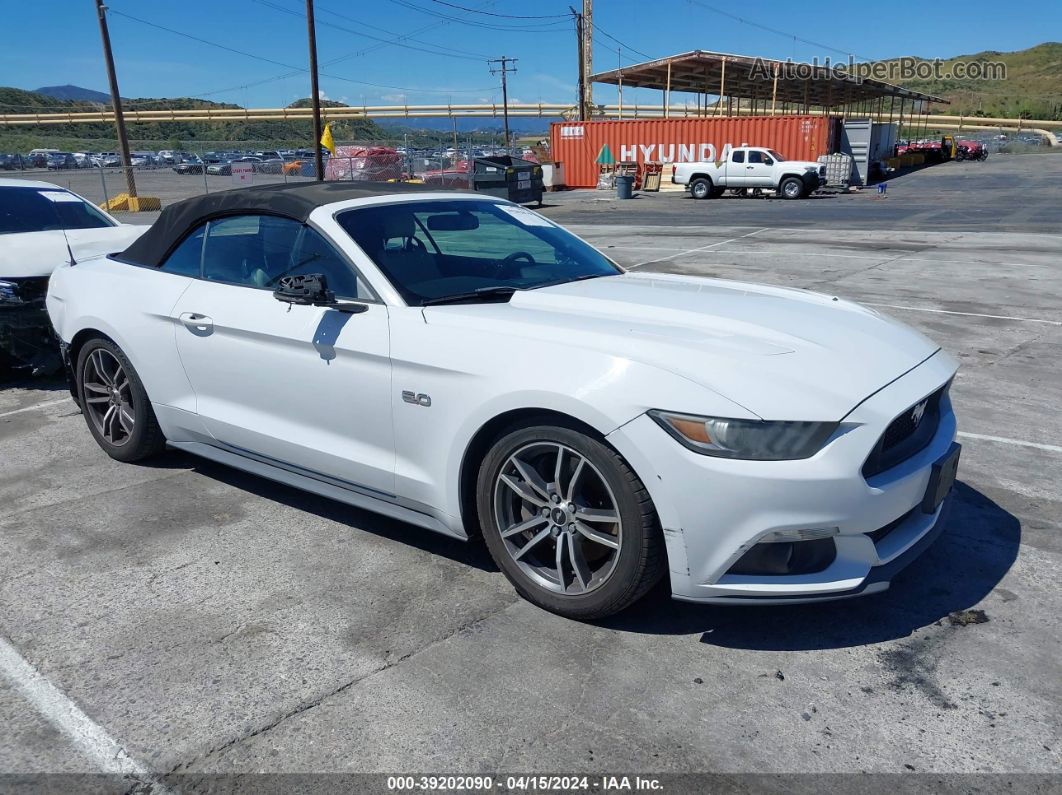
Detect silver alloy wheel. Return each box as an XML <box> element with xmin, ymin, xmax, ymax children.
<box><xmin>783</xmin><ymin>179</ymin><xmax>803</xmax><ymax>198</ymax></box>
<box><xmin>493</xmin><ymin>442</ymin><xmax>622</xmax><ymax>595</ymax></box>
<box><xmin>82</xmin><ymin>349</ymin><xmax>135</xmax><ymax>446</ymax></box>
<box><xmin>692</xmin><ymin>180</ymin><xmax>709</xmax><ymax>199</ymax></box>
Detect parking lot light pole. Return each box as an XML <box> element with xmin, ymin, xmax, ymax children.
<box><xmin>306</xmin><ymin>0</ymin><xmax>325</xmax><ymax>182</ymax></box>
<box><xmin>94</xmin><ymin>0</ymin><xmax>137</xmax><ymax>199</ymax></box>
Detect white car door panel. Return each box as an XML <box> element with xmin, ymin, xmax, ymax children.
<box><xmin>744</xmin><ymin>151</ymin><xmax>776</xmax><ymax>187</ymax></box>
<box><xmin>172</xmin><ymin>279</ymin><xmax>395</xmax><ymax>495</ymax></box>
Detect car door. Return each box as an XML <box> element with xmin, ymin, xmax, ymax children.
<box><xmin>171</xmin><ymin>214</ymin><xmax>395</xmax><ymax>495</ymax></box>
<box><xmin>727</xmin><ymin>149</ymin><xmax>747</xmax><ymax>186</ymax></box>
<box><xmin>745</xmin><ymin>150</ymin><xmax>776</xmax><ymax>187</ymax></box>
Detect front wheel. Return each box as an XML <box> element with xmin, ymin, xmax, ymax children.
<box><xmin>780</xmin><ymin>177</ymin><xmax>805</xmax><ymax>199</ymax></box>
<box><xmin>76</xmin><ymin>338</ymin><xmax>167</xmax><ymax>462</ymax></box>
<box><xmin>476</xmin><ymin>424</ymin><xmax>665</xmax><ymax>620</ymax></box>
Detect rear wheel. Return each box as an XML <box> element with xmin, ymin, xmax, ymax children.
<box><xmin>780</xmin><ymin>177</ymin><xmax>805</xmax><ymax>199</ymax></box>
<box><xmin>476</xmin><ymin>423</ymin><xmax>665</xmax><ymax>620</ymax></box>
<box><xmin>689</xmin><ymin>177</ymin><xmax>712</xmax><ymax>199</ymax></box>
<box><xmin>76</xmin><ymin>338</ymin><xmax>166</xmax><ymax>462</ymax></box>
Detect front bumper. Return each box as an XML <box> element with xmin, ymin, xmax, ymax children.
<box><xmin>606</xmin><ymin>352</ymin><xmax>959</xmax><ymax>604</ymax></box>
<box><xmin>0</xmin><ymin>303</ymin><xmax>61</xmax><ymax>374</ymax></box>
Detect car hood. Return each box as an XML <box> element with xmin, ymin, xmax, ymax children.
<box><xmin>425</xmin><ymin>272</ymin><xmax>940</xmax><ymax>421</ymax></box>
<box><xmin>0</xmin><ymin>225</ymin><xmax>148</xmax><ymax>278</ymax></box>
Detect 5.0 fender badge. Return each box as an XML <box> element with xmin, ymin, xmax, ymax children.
<box><xmin>402</xmin><ymin>391</ymin><xmax>432</xmax><ymax>407</ymax></box>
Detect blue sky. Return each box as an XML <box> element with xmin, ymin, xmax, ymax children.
<box><xmin>1</xmin><ymin>0</ymin><xmax>1054</xmax><ymax>109</ymax></box>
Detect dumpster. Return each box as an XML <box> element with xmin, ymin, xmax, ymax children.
<box><xmin>470</xmin><ymin>156</ymin><xmax>544</xmax><ymax>205</ymax></box>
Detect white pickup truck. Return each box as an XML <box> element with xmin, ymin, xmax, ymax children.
<box><xmin>672</xmin><ymin>146</ymin><xmax>827</xmax><ymax>200</ymax></box>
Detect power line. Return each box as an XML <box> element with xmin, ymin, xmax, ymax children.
<box><xmin>105</xmin><ymin>9</ymin><xmax>497</xmax><ymax>97</ymax></box>
<box><xmin>425</xmin><ymin>0</ymin><xmax>569</xmax><ymax>18</ymax></box>
<box><xmin>592</xmin><ymin>21</ymin><xmax>654</xmax><ymax>61</ymax></box>
<box><xmin>251</xmin><ymin>0</ymin><xmax>493</xmax><ymax>61</ymax></box>
<box><xmin>385</xmin><ymin>0</ymin><xmax>571</xmax><ymax>32</ymax></box>
<box><xmin>687</xmin><ymin>0</ymin><xmax>871</xmax><ymax>62</ymax></box>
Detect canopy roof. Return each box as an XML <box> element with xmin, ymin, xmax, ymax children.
<box><xmin>591</xmin><ymin>50</ymin><xmax>948</xmax><ymax>107</ymax></box>
<box><xmin>119</xmin><ymin>180</ymin><xmax>451</xmax><ymax>267</ymax></box>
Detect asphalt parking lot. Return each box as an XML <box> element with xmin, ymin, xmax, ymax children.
<box><xmin>1</xmin><ymin>154</ymin><xmax>1060</xmax><ymax>789</ymax></box>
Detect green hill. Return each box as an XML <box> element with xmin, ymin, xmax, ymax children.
<box><xmin>878</xmin><ymin>42</ymin><xmax>1062</xmax><ymax>120</ymax></box>
<box><xmin>0</xmin><ymin>87</ymin><xmax>385</xmax><ymax>151</ymax></box>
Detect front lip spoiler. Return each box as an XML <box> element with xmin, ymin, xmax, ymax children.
<box><xmin>673</xmin><ymin>494</ymin><xmax>952</xmax><ymax>605</ymax></box>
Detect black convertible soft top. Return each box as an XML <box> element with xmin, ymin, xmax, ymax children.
<box><xmin>118</xmin><ymin>180</ymin><xmax>455</xmax><ymax>268</ymax></box>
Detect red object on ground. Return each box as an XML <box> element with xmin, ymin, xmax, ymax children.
<box><xmin>325</xmin><ymin>146</ymin><xmax>403</xmax><ymax>181</ymax></box>
<box><xmin>550</xmin><ymin>116</ymin><xmax>837</xmax><ymax>188</ymax></box>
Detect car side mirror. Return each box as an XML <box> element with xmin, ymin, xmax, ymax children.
<box><xmin>272</xmin><ymin>273</ymin><xmax>367</xmax><ymax>313</ymax></box>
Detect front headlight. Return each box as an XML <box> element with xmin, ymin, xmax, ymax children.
<box><xmin>0</xmin><ymin>280</ymin><xmax>24</xmax><ymax>305</ymax></box>
<box><xmin>648</xmin><ymin>410</ymin><xmax>837</xmax><ymax>461</ymax></box>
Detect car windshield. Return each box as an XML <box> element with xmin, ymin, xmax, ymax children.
<box><xmin>337</xmin><ymin>199</ymin><xmax>620</xmax><ymax>305</ymax></box>
<box><xmin>0</xmin><ymin>187</ymin><xmax>114</xmax><ymax>235</ymax></box>
<box><xmin>768</xmin><ymin>150</ymin><xmax>786</xmax><ymax>162</ymax></box>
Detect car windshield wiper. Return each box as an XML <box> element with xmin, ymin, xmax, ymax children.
<box><xmin>421</xmin><ymin>286</ymin><xmax>519</xmax><ymax>306</ymax></box>
<box><xmin>531</xmin><ymin>272</ymin><xmax>612</xmax><ymax>290</ymax></box>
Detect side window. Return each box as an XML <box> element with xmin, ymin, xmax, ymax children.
<box><xmin>748</xmin><ymin>151</ymin><xmax>764</xmax><ymax>164</ymax></box>
<box><xmin>202</xmin><ymin>215</ymin><xmax>301</xmax><ymax>288</ymax></box>
<box><xmin>731</xmin><ymin>150</ymin><xmax>745</xmax><ymax>163</ymax></box>
<box><xmin>160</xmin><ymin>224</ymin><xmax>206</xmax><ymax>277</ymax></box>
<box><xmin>292</xmin><ymin>227</ymin><xmax>376</xmax><ymax>300</ymax></box>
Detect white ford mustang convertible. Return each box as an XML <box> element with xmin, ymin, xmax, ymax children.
<box><xmin>46</xmin><ymin>181</ymin><xmax>960</xmax><ymax>619</ymax></box>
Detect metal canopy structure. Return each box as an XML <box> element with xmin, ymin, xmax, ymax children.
<box><xmin>590</xmin><ymin>50</ymin><xmax>948</xmax><ymax>116</ymax></box>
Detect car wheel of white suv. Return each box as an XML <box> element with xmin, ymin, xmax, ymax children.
<box><xmin>76</xmin><ymin>338</ymin><xmax>167</xmax><ymax>463</ymax></box>
<box><xmin>476</xmin><ymin>423</ymin><xmax>665</xmax><ymax>619</ymax></box>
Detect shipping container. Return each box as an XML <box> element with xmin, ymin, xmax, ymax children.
<box><xmin>550</xmin><ymin>116</ymin><xmax>838</xmax><ymax>188</ymax></box>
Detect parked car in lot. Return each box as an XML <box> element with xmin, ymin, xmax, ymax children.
<box><xmin>129</xmin><ymin>152</ymin><xmax>158</xmax><ymax>169</ymax></box>
<box><xmin>46</xmin><ymin>181</ymin><xmax>960</xmax><ymax>618</ymax></box>
<box><xmin>94</xmin><ymin>152</ymin><xmax>121</xmax><ymax>168</ymax></box>
<box><xmin>0</xmin><ymin>179</ymin><xmax>146</xmax><ymax>374</ymax></box>
<box><xmin>673</xmin><ymin>146</ymin><xmax>827</xmax><ymax>199</ymax></box>
<box><xmin>46</xmin><ymin>152</ymin><xmax>78</xmax><ymax>170</ymax></box>
<box><xmin>207</xmin><ymin>156</ymin><xmax>263</xmax><ymax>176</ymax></box>
<box><xmin>0</xmin><ymin>153</ymin><xmax>26</xmax><ymax>170</ymax></box>
<box><xmin>173</xmin><ymin>155</ymin><xmax>207</xmax><ymax>175</ymax></box>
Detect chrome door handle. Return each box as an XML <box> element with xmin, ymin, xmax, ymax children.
<box><xmin>179</xmin><ymin>312</ymin><xmax>213</xmax><ymax>332</ymax></box>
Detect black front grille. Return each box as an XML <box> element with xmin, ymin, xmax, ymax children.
<box><xmin>862</xmin><ymin>383</ymin><xmax>948</xmax><ymax>478</ymax></box>
<box><xmin>866</xmin><ymin>508</ymin><xmax>914</xmax><ymax>545</ymax></box>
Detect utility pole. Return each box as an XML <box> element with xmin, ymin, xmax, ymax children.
<box><xmin>305</xmin><ymin>0</ymin><xmax>324</xmax><ymax>181</ymax></box>
<box><xmin>570</xmin><ymin>8</ymin><xmax>585</xmax><ymax>120</ymax></box>
<box><xmin>94</xmin><ymin>0</ymin><xmax>136</xmax><ymax>198</ymax></box>
<box><xmin>581</xmin><ymin>0</ymin><xmax>593</xmax><ymax>118</ymax></box>
<box><xmin>488</xmin><ymin>57</ymin><xmax>517</xmax><ymax>150</ymax></box>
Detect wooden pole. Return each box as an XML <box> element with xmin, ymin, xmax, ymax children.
<box><xmin>94</xmin><ymin>0</ymin><xmax>136</xmax><ymax>197</ymax></box>
<box><xmin>664</xmin><ymin>61</ymin><xmax>671</xmax><ymax>118</ymax></box>
<box><xmin>771</xmin><ymin>66</ymin><xmax>778</xmax><ymax>115</ymax></box>
<box><xmin>717</xmin><ymin>58</ymin><xmax>726</xmax><ymax>116</ymax></box>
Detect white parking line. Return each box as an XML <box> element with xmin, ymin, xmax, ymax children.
<box><xmin>958</xmin><ymin>432</ymin><xmax>1062</xmax><ymax>454</ymax></box>
<box><xmin>865</xmin><ymin>303</ymin><xmax>1062</xmax><ymax>326</ymax></box>
<box><xmin>0</xmin><ymin>398</ymin><xmax>70</xmax><ymax>419</ymax></box>
<box><xmin>630</xmin><ymin>227</ymin><xmax>770</xmax><ymax>268</ymax></box>
<box><xmin>0</xmin><ymin>635</ymin><xmax>172</xmax><ymax>791</ymax></box>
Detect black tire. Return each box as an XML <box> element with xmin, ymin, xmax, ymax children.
<box><xmin>476</xmin><ymin>422</ymin><xmax>666</xmax><ymax>620</ymax></box>
<box><xmin>689</xmin><ymin>177</ymin><xmax>712</xmax><ymax>200</ymax></box>
<box><xmin>780</xmin><ymin>176</ymin><xmax>805</xmax><ymax>200</ymax></box>
<box><xmin>76</xmin><ymin>338</ymin><xmax>166</xmax><ymax>463</ymax></box>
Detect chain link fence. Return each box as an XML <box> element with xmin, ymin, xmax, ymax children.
<box><xmin>0</xmin><ymin>138</ymin><xmax>540</xmax><ymax>210</ymax></box>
